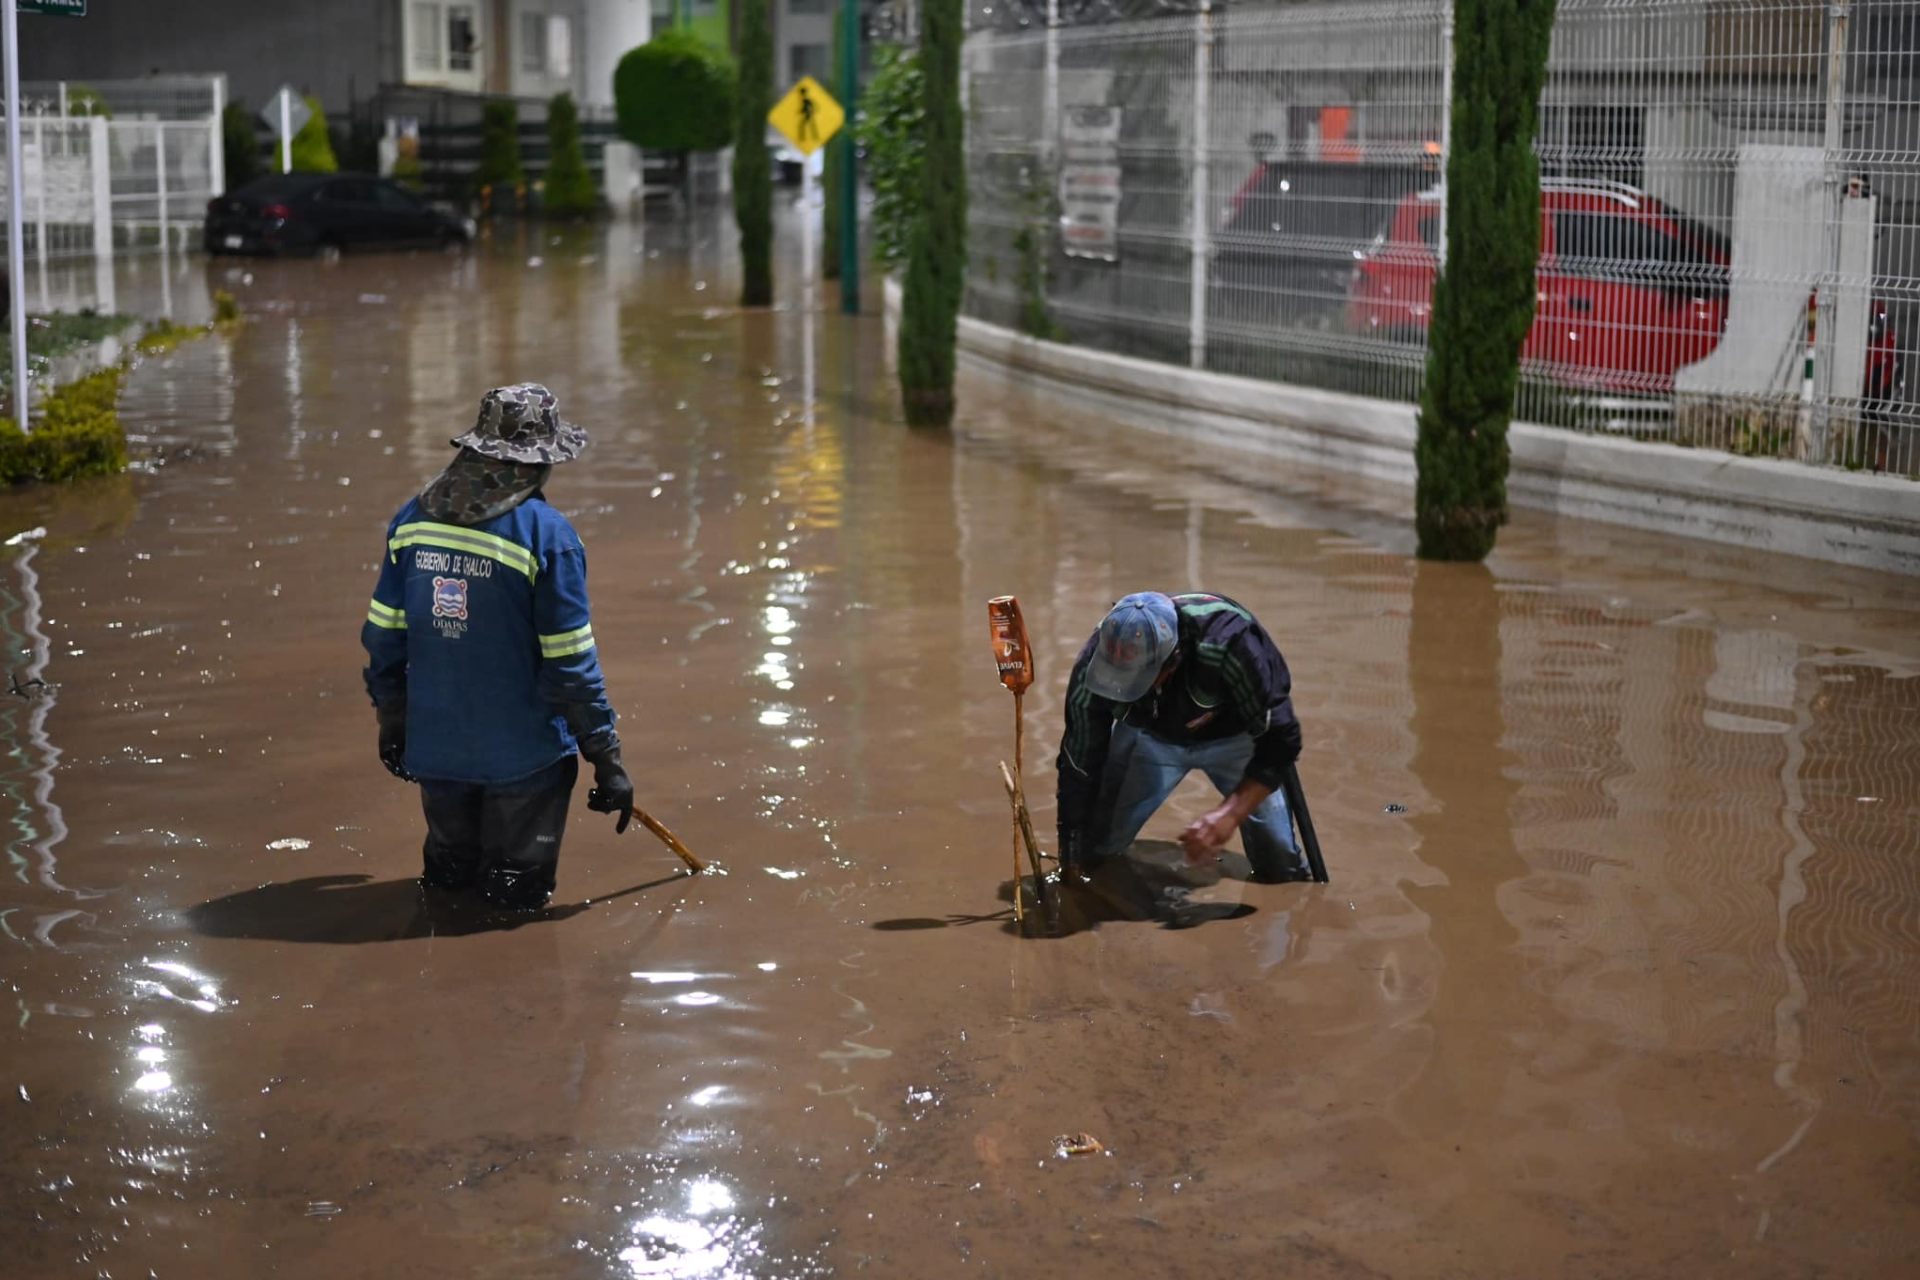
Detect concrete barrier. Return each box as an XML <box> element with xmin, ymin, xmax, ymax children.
<box><xmin>896</xmin><ymin>281</ymin><xmax>1920</xmax><ymax>577</ymax></box>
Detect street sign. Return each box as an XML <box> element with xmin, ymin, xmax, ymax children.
<box><xmin>20</xmin><ymin>1</ymin><xmax>86</xmax><ymax>15</ymax></box>
<box><xmin>260</xmin><ymin>85</ymin><xmax>312</xmax><ymax>137</ymax></box>
<box><xmin>768</xmin><ymin>76</ymin><xmax>843</xmax><ymax>157</ymax></box>
<box><xmin>261</xmin><ymin>85</ymin><xmax>310</xmax><ymax>174</ymax></box>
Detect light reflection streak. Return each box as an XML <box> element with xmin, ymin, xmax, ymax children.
<box><xmin>1</xmin><ymin>541</ymin><xmax>84</xmax><ymax>899</ymax></box>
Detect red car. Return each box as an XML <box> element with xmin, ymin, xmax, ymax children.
<box><xmin>1347</xmin><ymin>177</ymin><xmax>1901</xmax><ymax>402</ymax></box>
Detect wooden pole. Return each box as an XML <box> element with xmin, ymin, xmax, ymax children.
<box><xmin>987</xmin><ymin>596</ymin><xmax>1037</xmax><ymax>926</ymax></box>
<box><xmin>1012</xmin><ymin>689</ymin><xmax>1025</xmax><ymax>923</ymax></box>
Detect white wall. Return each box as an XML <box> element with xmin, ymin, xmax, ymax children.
<box><xmin>586</xmin><ymin>0</ymin><xmax>654</xmax><ymax>108</ymax></box>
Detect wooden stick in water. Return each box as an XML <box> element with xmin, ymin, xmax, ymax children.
<box><xmin>1000</xmin><ymin>760</ymin><xmax>1057</xmax><ymax>929</ymax></box>
<box><xmin>633</xmin><ymin>804</ymin><xmax>708</xmax><ymax>873</ymax></box>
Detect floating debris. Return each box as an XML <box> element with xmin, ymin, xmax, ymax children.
<box><xmin>1054</xmin><ymin>1133</ymin><xmax>1105</xmax><ymax>1158</ymax></box>
<box><xmin>4</xmin><ymin>526</ymin><xmax>47</xmax><ymax>546</ymax></box>
<box><xmin>266</xmin><ymin>838</ymin><xmax>312</xmax><ymax>852</ymax></box>
<box><xmin>1383</xmin><ymin>803</ymin><xmax>1407</xmax><ymax>814</ymax></box>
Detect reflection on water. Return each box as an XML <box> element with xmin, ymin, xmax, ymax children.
<box><xmin>0</xmin><ymin>215</ymin><xmax>1914</xmax><ymax>1277</ymax></box>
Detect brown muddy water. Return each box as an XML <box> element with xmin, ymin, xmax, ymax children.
<box><xmin>2</xmin><ymin>215</ymin><xmax>1917</xmax><ymax>1279</ymax></box>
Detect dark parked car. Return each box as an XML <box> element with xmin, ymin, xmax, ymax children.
<box><xmin>203</xmin><ymin>173</ymin><xmax>475</xmax><ymax>256</ymax></box>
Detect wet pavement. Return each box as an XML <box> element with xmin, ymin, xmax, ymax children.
<box><xmin>2</xmin><ymin>212</ymin><xmax>1917</xmax><ymax>1278</ymax></box>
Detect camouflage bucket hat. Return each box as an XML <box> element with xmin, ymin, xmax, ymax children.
<box><xmin>451</xmin><ymin>383</ymin><xmax>589</xmax><ymax>465</ymax></box>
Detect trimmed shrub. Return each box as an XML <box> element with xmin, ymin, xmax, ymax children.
<box><xmin>289</xmin><ymin>96</ymin><xmax>337</xmax><ymax>173</ymax></box>
<box><xmin>223</xmin><ymin>103</ymin><xmax>265</xmax><ymax>186</ymax></box>
<box><xmin>732</xmin><ymin>0</ymin><xmax>774</xmax><ymax>305</ymax></box>
<box><xmin>0</xmin><ymin>368</ymin><xmax>127</xmax><ymax>485</ymax></box>
<box><xmin>543</xmin><ymin>94</ymin><xmax>599</xmax><ymax>218</ymax></box>
<box><xmin>897</xmin><ymin>0</ymin><xmax>966</xmax><ymax>428</ymax></box>
<box><xmin>614</xmin><ymin>29</ymin><xmax>736</xmax><ymax>157</ymax></box>
<box><xmin>475</xmin><ymin>101</ymin><xmax>525</xmax><ymax>214</ymax></box>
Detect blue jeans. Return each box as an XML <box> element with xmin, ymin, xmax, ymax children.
<box><xmin>1089</xmin><ymin>723</ymin><xmax>1304</xmax><ymax>877</ymax></box>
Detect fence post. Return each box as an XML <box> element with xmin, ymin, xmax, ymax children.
<box><xmin>155</xmin><ymin>123</ymin><xmax>170</xmax><ymax>254</ymax></box>
<box><xmin>31</xmin><ymin>109</ymin><xmax>45</xmax><ymax>291</ymax></box>
<box><xmin>209</xmin><ymin>73</ymin><xmax>227</xmax><ymax>198</ymax></box>
<box><xmin>1043</xmin><ymin>0</ymin><xmax>1059</xmax><ymax>169</ymax></box>
<box><xmin>89</xmin><ymin>114</ymin><xmax>110</xmax><ymax>258</ymax></box>
<box><xmin>1810</xmin><ymin>0</ymin><xmax>1851</xmax><ymax>462</ymax></box>
<box><xmin>1188</xmin><ymin>0</ymin><xmax>1212</xmax><ymax>370</ymax></box>
<box><xmin>1437</xmin><ymin>0</ymin><xmax>1453</xmax><ymax>270</ymax></box>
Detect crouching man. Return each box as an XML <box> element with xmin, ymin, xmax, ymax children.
<box><xmin>1057</xmin><ymin>592</ymin><xmax>1312</xmax><ymax>882</ymax></box>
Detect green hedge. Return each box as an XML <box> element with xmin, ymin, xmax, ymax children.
<box><xmin>0</xmin><ymin>368</ymin><xmax>128</xmax><ymax>484</ymax></box>
<box><xmin>0</xmin><ymin>302</ymin><xmax>240</xmax><ymax>487</ymax></box>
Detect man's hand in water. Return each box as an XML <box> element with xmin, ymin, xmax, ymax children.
<box><xmin>1178</xmin><ymin>779</ymin><xmax>1274</xmax><ymax>864</ymax></box>
<box><xmin>1179</xmin><ymin>807</ymin><xmax>1240</xmax><ymax>863</ymax></box>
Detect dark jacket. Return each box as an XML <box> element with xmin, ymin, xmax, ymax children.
<box><xmin>361</xmin><ymin>493</ymin><xmax>615</xmax><ymax>784</ymax></box>
<box><xmin>1056</xmin><ymin>592</ymin><xmax>1301</xmax><ymax>842</ymax></box>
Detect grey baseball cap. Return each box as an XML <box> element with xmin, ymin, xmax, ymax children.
<box><xmin>1086</xmin><ymin>592</ymin><xmax>1179</xmax><ymax>703</ymax></box>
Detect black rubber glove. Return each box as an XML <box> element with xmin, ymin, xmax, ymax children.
<box><xmin>376</xmin><ymin>701</ymin><xmax>413</xmax><ymax>782</ymax></box>
<box><xmin>584</xmin><ymin>744</ymin><xmax>634</xmax><ymax>834</ymax></box>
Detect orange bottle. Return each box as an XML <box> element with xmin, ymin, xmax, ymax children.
<box><xmin>986</xmin><ymin>596</ymin><xmax>1034</xmax><ymax>695</ymax></box>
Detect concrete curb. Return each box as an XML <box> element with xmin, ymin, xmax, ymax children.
<box><xmin>898</xmin><ymin>280</ymin><xmax>1920</xmax><ymax>576</ymax></box>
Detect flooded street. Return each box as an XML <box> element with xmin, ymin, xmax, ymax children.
<box><xmin>2</xmin><ymin>213</ymin><xmax>1916</xmax><ymax>1278</ymax></box>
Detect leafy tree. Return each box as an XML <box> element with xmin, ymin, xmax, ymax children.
<box><xmin>614</xmin><ymin>29</ymin><xmax>737</xmax><ymax>165</ymax></box>
<box><xmin>475</xmin><ymin>101</ymin><xmax>524</xmax><ymax>213</ymax></box>
<box><xmin>289</xmin><ymin>95</ymin><xmax>337</xmax><ymax>173</ymax></box>
<box><xmin>897</xmin><ymin>0</ymin><xmax>966</xmax><ymax>427</ymax></box>
<box><xmin>732</xmin><ymin>0</ymin><xmax>775</xmax><ymax>305</ymax></box>
<box><xmin>543</xmin><ymin>93</ymin><xmax>599</xmax><ymax>217</ymax></box>
<box><xmin>222</xmin><ymin>102</ymin><xmax>263</xmax><ymax>187</ymax></box>
<box><xmin>1415</xmin><ymin>0</ymin><xmax>1559</xmax><ymax>560</ymax></box>
<box><xmin>856</xmin><ymin>46</ymin><xmax>924</xmax><ymax>271</ymax></box>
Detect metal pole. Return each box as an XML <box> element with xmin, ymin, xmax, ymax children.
<box><xmin>802</xmin><ymin>155</ymin><xmax>816</xmax><ymax>427</ymax></box>
<box><xmin>1437</xmin><ymin>0</ymin><xmax>1453</xmax><ymax>270</ymax></box>
<box><xmin>1043</xmin><ymin>0</ymin><xmax>1060</xmax><ymax>168</ymax></box>
<box><xmin>155</xmin><ymin>123</ymin><xmax>169</xmax><ymax>256</ymax></box>
<box><xmin>32</xmin><ymin>107</ymin><xmax>46</xmax><ymax>301</ymax></box>
<box><xmin>837</xmin><ymin>0</ymin><xmax>859</xmax><ymax>313</ymax></box>
<box><xmin>1812</xmin><ymin>0</ymin><xmax>1851</xmax><ymax>462</ymax></box>
<box><xmin>4</xmin><ymin>0</ymin><xmax>31</xmax><ymax>430</ymax></box>
<box><xmin>1187</xmin><ymin>0</ymin><xmax>1211</xmax><ymax>370</ymax></box>
<box><xmin>279</xmin><ymin>90</ymin><xmax>292</xmax><ymax>174</ymax></box>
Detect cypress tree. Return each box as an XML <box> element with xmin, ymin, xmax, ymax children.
<box><xmin>288</xmin><ymin>96</ymin><xmax>338</xmax><ymax>173</ymax></box>
<box><xmin>1415</xmin><ymin>0</ymin><xmax>1558</xmax><ymax>560</ymax></box>
<box><xmin>733</xmin><ymin>0</ymin><xmax>775</xmax><ymax>305</ymax></box>
<box><xmin>898</xmin><ymin>0</ymin><xmax>967</xmax><ymax>427</ymax></box>
<box><xmin>543</xmin><ymin>94</ymin><xmax>599</xmax><ymax>218</ymax></box>
<box><xmin>822</xmin><ymin>5</ymin><xmax>845</xmax><ymax>281</ymax></box>
<box><xmin>474</xmin><ymin>101</ymin><xmax>525</xmax><ymax>215</ymax></box>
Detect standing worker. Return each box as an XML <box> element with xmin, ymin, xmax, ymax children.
<box><xmin>361</xmin><ymin>384</ymin><xmax>635</xmax><ymax>910</ymax></box>
<box><xmin>1056</xmin><ymin>592</ymin><xmax>1313</xmax><ymax>882</ymax></box>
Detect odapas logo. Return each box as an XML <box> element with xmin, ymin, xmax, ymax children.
<box><xmin>431</xmin><ymin>576</ymin><xmax>469</xmax><ymax>621</ymax></box>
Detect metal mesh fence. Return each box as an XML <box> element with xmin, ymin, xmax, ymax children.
<box><xmin>961</xmin><ymin>0</ymin><xmax>1920</xmax><ymax>476</ymax></box>
<box><xmin>0</xmin><ymin>118</ymin><xmax>217</xmax><ymax>260</ymax></box>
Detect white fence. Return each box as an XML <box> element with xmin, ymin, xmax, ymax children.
<box><xmin>1</xmin><ymin>77</ymin><xmax>224</xmax><ymax>269</ymax></box>
<box><xmin>963</xmin><ymin>0</ymin><xmax>1920</xmax><ymax>476</ymax></box>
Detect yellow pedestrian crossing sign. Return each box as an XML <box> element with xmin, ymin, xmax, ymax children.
<box><xmin>768</xmin><ymin>76</ymin><xmax>843</xmax><ymax>156</ymax></box>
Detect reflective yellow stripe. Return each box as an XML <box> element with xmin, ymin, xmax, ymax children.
<box><xmin>539</xmin><ymin>623</ymin><xmax>594</xmax><ymax>658</ymax></box>
<box><xmin>366</xmin><ymin>599</ymin><xmax>407</xmax><ymax>630</ymax></box>
<box><xmin>388</xmin><ymin>522</ymin><xmax>537</xmax><ymax>582</ymax></box>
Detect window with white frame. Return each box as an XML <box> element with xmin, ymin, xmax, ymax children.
<box><xmin>448</xmin><ymin>4</ymin><xmax>478</xmax><ymax>72</ymax></box>
<box><xmin>547</xmin><ymin>16</ymin><xmax>573</xmax><ymax>79</ymax></box>
<box><xmin>412</xmin><ymin>3</ymin><xmax>443</xmax><ymax>71</ymax></box>
<box><xmin>521</xmin><ymin>12</ymin><xmax>548</xmax><ymax>72</ymax></box>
